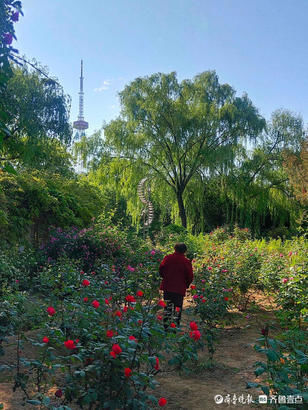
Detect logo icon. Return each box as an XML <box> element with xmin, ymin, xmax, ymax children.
<box><xmin>214</xmin><ymin>395</ymin><xmax>224</xmax><ymax>404</ymax></box>
<box><xmin>259</xmin><ymin>395</ymin><xmax>268</xmax><ymax>404</ymax></box>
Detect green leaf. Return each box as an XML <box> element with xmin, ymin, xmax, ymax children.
<box><xmin>254</xmin><ymin>367</ymin><xmax>266</xmax><ymax>376</ymax></box>
<box><xmin>26</xmin><ymin>400</ymin><xmax>41</xmax><ymax>405</ymax></box>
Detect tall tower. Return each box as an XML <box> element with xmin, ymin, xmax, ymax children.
<box><xmin>73</xmin><ymin>59</ymin><xmax>89</xmax><ymax>140</ymax></box>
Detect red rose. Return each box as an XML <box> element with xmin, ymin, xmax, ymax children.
<box><xmin>224</xmin><ymin>296</ymin><xmax>229</xmax><ymax>301</ymax></box>
<box><xmin>83</xmin><ymin>297</ymin><xmax>89</xmax><ymax>302</ymax></box>
<box><xmin>55</xmin><ymin>389</ymin><xmax>63</xmax><ymax>398</ymax></box>
<box><xmin>175</xmin><ymin>307</ymin><xmax>180</xmax><ymax>312</ymax></box>
<box><xmin>106</xmin><ymin>330</ymin><xmax>114</xmax><ymax>338</ymax></box>
<box><xmin>154</xmin><ymin>356</ymin><xmax>159</xmax><ymax>370</ymax></box>
<box><xmin>128</xmin><ymin>335</ymin><xmax>137</xmax><ymax>342</ymax></box>
<box><xmin>47</xmin><ymin>306</ymin><xmax>56</xmax><ymax>316</ymax></box>
<box><xmin>42</xmin><ymin>336</ymin><xmax>49</xmax><ymax>343</ymax></box>
<box><xmin>158</xmin><ymin>397</ymin><xmax>167</xmax><ymax>407</ymax></box>
<box><xmin>170</xmin><ymin>322</ymin><xmax>176</xmax><ymax>328</ymax></box>
<box><xmin>92</xmin><ymin>300</ymin><xmax>100</xmax><ymax>309</ymax></box>
<box><xmin>80</xmin><ymin>270</ymin><xmax>84</xmax><ymax>275</ymax></box>
<box><xmin>112</xmin><ymin>344</ymin><xmax>122</xmax><ymax>355</ymax></box>
<box><xmin>64</xmin><ymin>340</ymin><xmax>76</xmax><ymax>350</ymax></box>
<box><xmin>110</xmin><ymin>351</ymin><xmax>117</xmax><ymax>358</ymax></box>
<box><xmin>189</xmin><ymin>321</ymin><xmax>198</xmax><ymax>331</ymax></box>
<box><xmin>82</xmin><ymin>279</ymin><xmax>90</xmax><ymax>287</ymax></box>
<box><xmin>115</xmin><ymin>310</ymin><xmax>122</xmax><ymax>317</ymax></box>
<box><xmin>124</xmin><ymin>367</ymin><xmax>132</xmax><ymax>377</ymax></box>
<box><xmin>158</xmin><ymin>300</ymin><xmax>166</xmax><ymax>308</ymax></box>
<box><xmin>138</xmin><ymin>320</ymin><xmax>143</xmax><ymax>325</ymax></box>
<box><xmin>157</xmin><ymin>315</ymin><xmax>163</xmax><ymax>321</ymax></box>
<box><xmin>190</xmin><ymin>284</ymin><xmax>196</xmax><ymax>289</ymax></box>
<box><xmin>125</xmin><ymin>295</ymin><xmax>136</xmax><ymax>303</ymax></box>
<box><xmin>123</xmin><ymin>306</ymin><xmax>128</xmax><ymax>312</ymax></box>
<box><xmin>189</xmin><ymin>330</ymin><xmax>201</xmax><ymax>341</ymax></box>
<box><xmin>104</xmin><ymin>298</ymin><xmax>110</xmax><ymax>305</ymax></box>
<box><xmin>136</xmin><ymin>290</ymin><xmax>144</xmax><ymax>297</ymax></box>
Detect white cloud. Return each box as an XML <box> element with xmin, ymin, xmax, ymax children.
<box><xmin>94</xmin><ymin>80</ymin><xmax>111</xmax><ymax>92</ymax></box>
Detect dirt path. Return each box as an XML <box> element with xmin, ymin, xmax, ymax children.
<box><xmin>0</xmin><ymin>295</ymin><xmax>276</xmax><ymax>409</ymax></box>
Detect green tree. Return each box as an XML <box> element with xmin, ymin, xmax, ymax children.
<box><xmin>0</xmin><ymin>63</ymin><xmax>72</xmax><ymax>168</ymax></box>
<box><xmin>104</xmin><ymin>71</ymin><xmax>265</xmax><ymax>227</ymax></box>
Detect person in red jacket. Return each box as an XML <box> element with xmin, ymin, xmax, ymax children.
<box><xmin>159</xmin><ymin>243</ymin><xmax>193</xmax><ymax>330</ymax></box>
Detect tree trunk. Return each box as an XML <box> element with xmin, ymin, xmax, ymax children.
<box><xmin>176</xmin><ymin>190</ymin><xmax>187</xmax><ymax>228</ymax></box>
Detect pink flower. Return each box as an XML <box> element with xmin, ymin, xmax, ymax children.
<box><xmin>201</xmin><ymin>279</ymin><xmax>205</xmax><ymax>283</ymax></box>
<box><xmin>207</xmin><ymin>266</ymin><xmax>213</xmax><ymax>271</ymax></box>
<box><xmin>222</xmin><ymin>269</ymin><xmax>228</xmax><ymax>273</ymax></box>
<box><xmin>288</xmin><ymin>251</ymin><xmax>293</xmax><ymax>257</ymax></box>
<box><xmin>151</xmin><ymin>250</ymin><xmax>156</xmax><ymax>255</ymax></box>
<box><xmin>282</xmin><ymin>278</ymin><xmax>288</xmax><ymax>283</ymax></box>
<box><xmin>193</xmin><ymin>295</ymin><xmax>199</xmax><ymax>300</ymax></box>
<box><xmin>127</xmin><ymin>265</ymin><xmax>135</xmax><ymax>272</ymax></box>
<box><xmin>280</xmin><ymin>253</ymin><xmax>284</xmax><ymax>257</ymax></box>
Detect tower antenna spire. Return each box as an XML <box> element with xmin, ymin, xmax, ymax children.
<box><xmin>73</xmin><ymin>59</ymin><xmax>89</xmax><ymax>133</ymax></box>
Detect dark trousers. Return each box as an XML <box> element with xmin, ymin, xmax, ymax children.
<box><xmin>163</xmin><ymin>291</ymin><xmax>184</xmax><ymax>330</ymax></box>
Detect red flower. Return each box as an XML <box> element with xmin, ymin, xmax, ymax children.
<box><xmin>42</xmin><ymin>336</ymin><xmax>49</xmax><ymax>343</ymax></box>
<box><xmin>157</xmin><ymin>315</ymin><xmax>163</xmax><ymax>321</ymax></box>
<box><xmin>125</xmin><ymin>295</ymin><xmax>136</xmax><ymax>303</ymax></box>
<box><xmin>92</xmin><ymin>300</ymin><xmax>100</xmax><ymax>309</ymax></box>
<box><xmin>175</xmin><ymin>307</ymin><xmax>180</xmax><ymax>312</ymax></box>
<box><xmin>82</xmin><ymin>279</ymin><xmax>90</xmax><ymax>287</ymax></box>
<box><xmin>154</xmin><ymin>356</ymin><xmax>159</xmax><ymax>370</ymax></box>
<box><xmin>75</xmin><ymin>339</ymin><xmax>80</xmax><ymax>344</ymax></box>
<box><xmin>158</xmin><ymin>300</ymin><xmax>166</xmax><ymax>308</ymax></box>
<box><xmin>158</xmin><ymin>397</ymin><xmax>167</xmax><ymax>407</ymax></box>
<box><xmin>55</xmin><ymin>389</ymin><xmax>63</xmax><ymax>398</ymax></box>
<box><xmin>106</xmin><ymin>330</ymin><xmax>114</xmax><ymax>338</ymax></box>
<box><xmin>189</xmin><ymin>330</ymin><xmax>201</xmax><ymax>341</ymax></box>
<box><xmin>80</xmin><ymin>270</ymin><xmax>84</xmax><ymax>275</ymax></box>
<box><xmin>110</xmin><ymin>351</ymin><xmax>117</xmax><ymax>358</ymax></box>
<box><xmin>124</xmin><ymin>367</ymin><xmax>132</xmax><ymax>377</ymax></box>
<box><xmin>190</xmin><ymin>284</ymin><xmax>196</xmax><ymax>289</ymax></box>
<box><xmin>201</xmin><ymin>298</ymin><xmax>206</xmax><ymax>303</ymax></box>
<box><xmin>189</xmin><ymin>321</ymin><xmax>198</xmax><ymax>331</ymax></box>
<box><xmin>83</xmin><ymin>297</ymin><xmax>89</xmax><ymax>302</ymax></box>
<box><xmin>128</xmin><ymin>335</ymin><xmax>137</xmax><ymax>342</ymax></box>
<box><xmin>115</xmin><ymin>310</ymin><xmax>122</xmax><ymax>317</ymax></box>
<box><xmin>123</xmin><ymin>306</ymin><xmax>128</xmax><ymax>313</ymax></box>
<box><xmin>138</xmin><ymin>320</ymin><xmax>143</xmax><ymax>325</ymax></box>
<box><xmin>224</xmin><ymin>296</ymin><xmax>229</xmax><ymax>301</ymax></box>
<box><xmin>91</xmin><ymin>271</ymin><xmax>96</xmax><ymax>275</ymax></box>
<box><xmin>64</xmin><ymin>340</ymin><xmax>76</xmax><ymax>350</ymax></box>
<box><xmin>104</xmin><ymin>298</ymin><xmax>110</xmax><ymax>305</ymax></box>
<box><xmin>170</xmin><ymin>322</ymin><xmax>176</xmax><ymax>328</ymax></box>
<box><xmin>47</xmin><ymin>306</ymin><xmax>56</xmax><ymax>316</ymax></box>
<box><xmin>136</xmin><ymin>290</ymin><xmax>144</xmax><ymax>297</ymax></box>
<box><xmin>112</xmin><ymin>344</ymin><xmax>122</xmax><ymax>355</ymax></box>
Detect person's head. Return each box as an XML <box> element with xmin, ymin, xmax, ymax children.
<box><xmin>174</xmin><ymin>243</ymin><xmax>187</xmax><ymax>254</ymax></box>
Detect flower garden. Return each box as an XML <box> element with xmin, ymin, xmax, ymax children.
<box><xmin>0</xmin><ymin>223</ymin><xmax>307</xmax><ymax>409</ymax></box>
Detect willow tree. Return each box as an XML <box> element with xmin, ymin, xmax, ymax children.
<box><xmin>104</xmin><ymin>71</ymin><xmax>265</xmax><ymax>228</ymax></box>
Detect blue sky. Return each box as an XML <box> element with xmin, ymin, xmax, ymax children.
<box><xmin>15</xmin><ymin>0</ymin><xmax>308</xmax><ymax>135</ymax></box>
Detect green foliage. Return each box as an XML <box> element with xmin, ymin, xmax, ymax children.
<box><xmin>248</xmin><ymin>330</ymin><xmax>308</xmax><ymax>405</ymax></box>
<box><xmin>0</xmin><ymin>170</ymin><xmax>103</xmax><ymax>244</ymax></box>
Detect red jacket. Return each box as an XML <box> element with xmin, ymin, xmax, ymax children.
<box><xmin>159</xmin><ymin>252</ymin><xmax>193</xmax><ymax>296</ymax></box>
